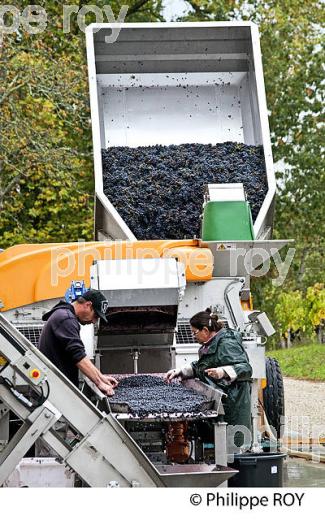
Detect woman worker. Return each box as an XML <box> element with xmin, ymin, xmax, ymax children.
<box><xmin>165</xmin><ymin>309</ymin><xmax>252</xmax><ymax>448</ymax></box>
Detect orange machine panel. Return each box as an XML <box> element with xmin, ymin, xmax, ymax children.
<box><xmin>0</xmin><ymin>240</ymin><xmax>213</xmax><ymax>311</ymax></box>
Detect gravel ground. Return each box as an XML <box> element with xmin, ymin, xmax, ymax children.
<box><xmin>284</xmin><ymin>457</ymin><xmax>325</xmax><ymax>487</ymax></box>
<box><xmin>283</xmin><ymin>377</ymin><xmax>325</xmax><ymax>435</ymax></box>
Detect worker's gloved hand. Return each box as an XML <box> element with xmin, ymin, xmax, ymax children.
<box><xmin>165</xmin><ymin>364</ymin><xmax>194</xmax><ymax>383</ymax></box>
<box><xmin>98</xmin><ymin>381</ymin><xmax>115</xmax><ymax>396</ymax></box>
<box><xmin>165</xmin><ymin>368</ymin><xmax>183</xmax><ymax>383</ymax></box>
<box><xmin>101</xmin><ymin>374</ymin><xmax>118</xmax><ymax>388</ymax></box>
<box><xmin>205</xmin><ymin>367</ymin><xmax>225</xmax><ymax>380</ymax></box>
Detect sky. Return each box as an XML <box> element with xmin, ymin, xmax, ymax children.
<box><xmin>163</xmin><ymin>0</ymin><xmax>190</xmax><ymax>21</ymax></box>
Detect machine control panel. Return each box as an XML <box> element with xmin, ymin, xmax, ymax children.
<box><xmin>14</xmin><ymin>352</ymin><xmax>48</xmax><ymax>385</ymax></box>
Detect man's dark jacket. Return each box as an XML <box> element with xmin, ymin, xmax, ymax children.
<box><xmin>38</xmin><ymin>301</ymin><xmax>86</xmax><ymax>386</ymax></box>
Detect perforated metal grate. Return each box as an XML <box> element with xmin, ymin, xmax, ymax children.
<box><xmin>175</xmin><ymin>320</ymin><xmax>197</xmax><ymax>345</ymax></box>
<box><xmin>175</xmin><ymin>319</ymin><xmax>229</xmax><ymax>345</ymax></box>
<box><xmin>16</xmin><ymin>326</ymin><xmax>43</xmax><ymax>347</ymax></box>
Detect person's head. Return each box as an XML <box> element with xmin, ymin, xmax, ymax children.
<box><xmin>190</xmin><ymin>308</ymin><xmax>223</xmax><ymax>344</ymax></box>
<box><xmin>72</xmin><ymin>289</ymin><xmax>108</xmax><ymax>325</ymax></box>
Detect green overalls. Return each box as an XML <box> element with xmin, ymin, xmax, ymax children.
<box><xmin>191</xmin><ymin>328</ymin><xmax>252</xmax><ymax>447</ymax></box>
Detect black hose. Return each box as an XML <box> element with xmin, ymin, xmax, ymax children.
<box><xmin>0</xmin><ymin>376</ymin><xmax>50</xmax><ymax>411</ymax></box>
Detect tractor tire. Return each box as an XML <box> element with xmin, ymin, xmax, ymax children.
<box><xmin>263</xmin><ymin>357</ymin><xmax>285</xmax><ymax>438</ymax></box>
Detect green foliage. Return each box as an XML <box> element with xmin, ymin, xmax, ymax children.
<box><xmin>274</xmin><ymin>290</ymin><xmax>310</xmax><ymax>337</ymax></box>
<box><xmin>306</xmin><ymin>283</ymin><xmax>325</xmax><ymax>328</ymax></box>
<box><xmin>0</xmin><ymin>1</ymin><xmax>163</xmax><ymax>247</ymax></box>
<box><xmin>0</xmin><ymin>36</ymin><xmax>94</xmax><ymax>245</ymax></box>
<box><xmin>258</xmin><ymin>281</ymin><xmax>325</xmax><ymax>348</ymax></box>
<box><xmin>271</xmin><ymin>343</ymin><xmax>325</xmax><ymax>381</ymax></box>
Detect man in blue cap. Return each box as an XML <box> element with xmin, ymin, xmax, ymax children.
<box><xmin>39</xmin><ymin>289</ymin><xmax>117</xmax><ymax>395</ymax></box>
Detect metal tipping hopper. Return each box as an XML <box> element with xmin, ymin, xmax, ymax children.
<box><xmin>86</xmin><ymin>22</ymin><xmax>276</xmax><ymax>242</ymax></box>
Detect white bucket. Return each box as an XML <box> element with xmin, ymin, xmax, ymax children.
<box><xmin>3</xmin><ymin>457</ymin><xmax>75</xmax><ymax>488</ymax></box>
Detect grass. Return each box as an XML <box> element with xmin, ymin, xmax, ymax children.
<box><xmin>268</xmin><ymin>343</ymin><xmax>325</xmax><ymax>382</ymax></box>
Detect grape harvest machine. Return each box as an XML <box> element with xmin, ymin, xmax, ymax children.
<box><xmin>0</xmin><ymin>22</ymin><xmax>291</xmax><ymax>487</ymax></box>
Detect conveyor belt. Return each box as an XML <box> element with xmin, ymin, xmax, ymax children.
<box><xmin>0</xmin><ymin>315</ymin><xmax>163</xmax><ymax>487</ymax></box>
<box><xmin>0</xmin><ymin>315</ymin><xmax>236</xmax><ymax>487</ymax></box>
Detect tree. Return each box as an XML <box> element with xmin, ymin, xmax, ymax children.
<box><xmin>274</xmin><ymin>290</ymin><xmax>309</xmax><ymax>347</ymax></box>
<box><xmin>306</xmin><ymin>283</ymin><xmax>325</xmax><ymax>343</ymax></box>
<box><xmin>0</xmin><ymin>35</ymin><xmax>94</xmax><ymax>244</ymax></box>
<box><xmin>0</xmin><ymin>0</ymin><xmax>164</xmax><ymax>247</ymax></box>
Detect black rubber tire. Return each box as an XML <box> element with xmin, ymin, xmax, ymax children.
<box><xmin>263</xmin><ymin>357</ymin><xmax>285</xmax><ymax>438</ymax></box>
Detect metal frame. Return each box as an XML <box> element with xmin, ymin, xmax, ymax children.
<box><xmin>0</xmin><ymin>401</ymin><xmax>9</xmax><ymax>451</ymax></box>
<box><xmin>0</xmin><ymin>315</ymin><xmax>163</xmax><ymax>487</ymax></box>
<box><xmin>85</xmin><ymin>22</ymin><xmax>276</xmax><ymax>241</ymax></box>
<box><xmin>0</xmin><ymin>315</ymin><xmax>235</xmax><ymax>487</ymax></box>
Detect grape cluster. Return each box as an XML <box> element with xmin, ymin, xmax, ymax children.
<box><xmin>102</xmin><ymin>142</ymin><xmax>267</xmax><ymax>239</ymax></box>
<box><xmin>109</xmin><ymin>375</ymin><xmax>207</xmax><ymax>416</ymax></box>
